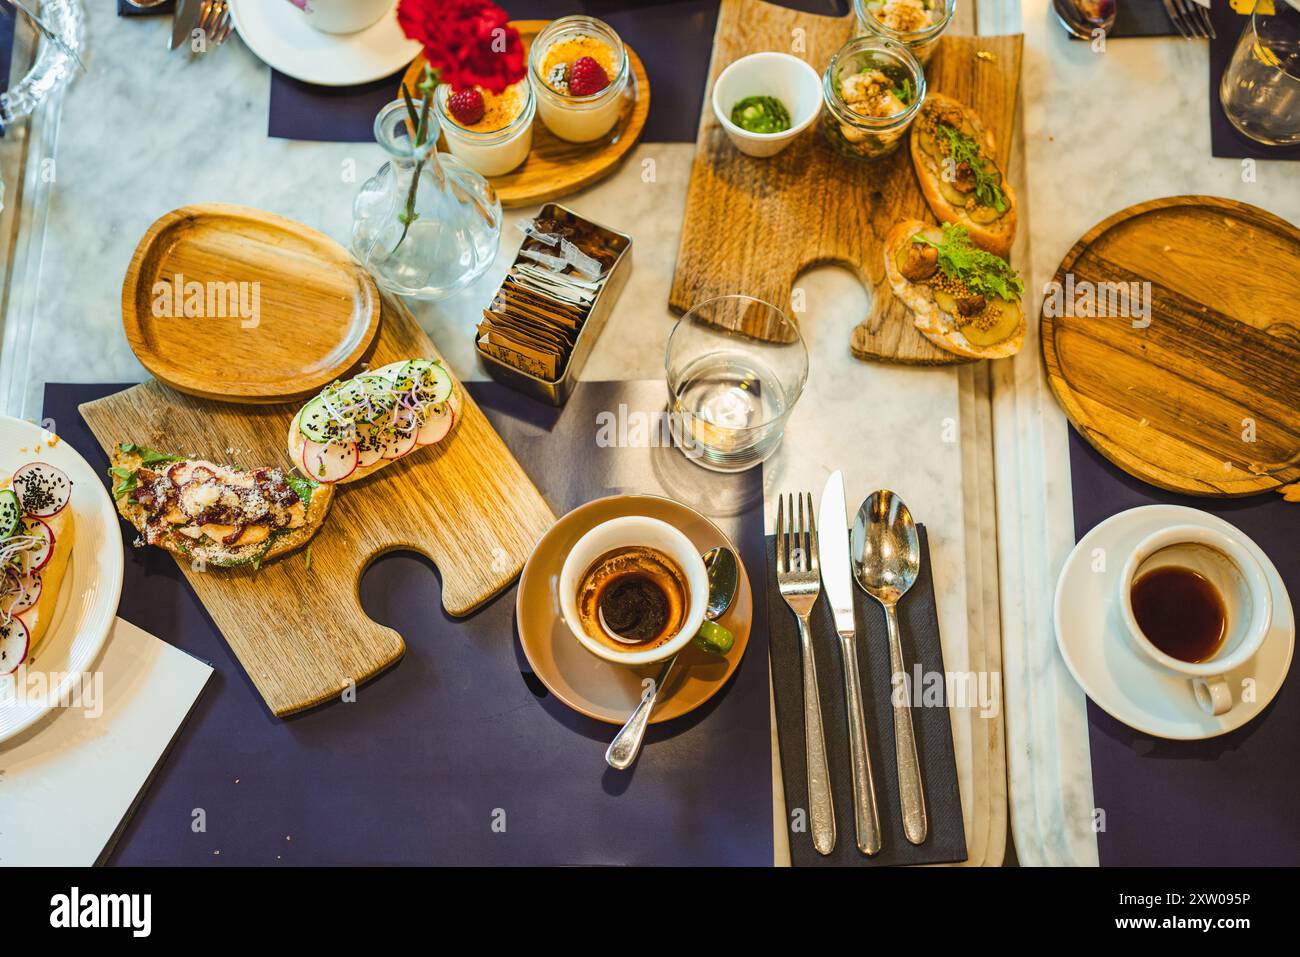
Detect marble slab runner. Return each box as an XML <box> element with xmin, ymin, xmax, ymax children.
<box><xmin>46</xmin><ymin>379</ymin><xmax>775</xmax><ymax>866</ymax></box>
<box><xmin>1069</xmin><ymin>432</ymin><xmax>1300</xmax><ymax>866</ymax></box>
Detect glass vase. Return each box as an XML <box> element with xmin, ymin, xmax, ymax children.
<box><xmin>351</xmin><ymin>99</ymin><xmax>503</xmax><ymax>301</ymax></box>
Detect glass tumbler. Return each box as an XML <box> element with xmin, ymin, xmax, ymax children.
<box><xmin>665</xmin><ymin>296</ymin><xmax>809</xmax><ymax>473</ymax></box>
<box><xmin>1220</xmin><ymin>0</ymin><xmax>1300</xmax><ymax>146</ymax></box>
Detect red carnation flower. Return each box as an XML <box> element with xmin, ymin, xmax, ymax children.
<box><xmin>396</xmin><ymin>0</ymin><xmax>526</xmax><ymax>94</ymax></box>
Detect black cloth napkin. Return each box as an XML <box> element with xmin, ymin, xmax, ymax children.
<box><xmin>1108</xmin><ymin>0</ymin><xmax>1180</xmax><ymax>37</ymax></box>
<box><xmin>767</xmin><ymin>526</ymin><xmax>967</xmax><ymax>866</ymax></box>
<box><xmin>1209</xmin><ymin>0</ymin><xmax>1300</xmax><ymax>158</ymax></box>
<box><xmin>117</xmin><ymin>0</ymin><xmax>175</xmax><ymax>16</ymax></box>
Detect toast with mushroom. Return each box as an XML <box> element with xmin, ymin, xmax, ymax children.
<box><xmin>885</xmin><ymin>220</ymin><xmax>1025</xmax><ymax>360</ymax></box>
<box><xmin>109</xmin><ymin>444</ymin><xmax>334</xmax><ymax>568</ymax></box>
<box><xmin>910</xmin><ymin>93</ymin><xmax>1017</xmax><ymax>258</ymax></box>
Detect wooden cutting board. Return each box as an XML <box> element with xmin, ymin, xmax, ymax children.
<box><xmin>669</xmin><ymin>0</ymin><xmax>1023</xmax><ymax>365</ymax></box>
<box><xmin>81</xmin><ymin>296</ymin><xmax>556</xmax><ymax>716</ymax></box>
<box><xmin>1041</xmin><ymin>195</ymin><xmax>1300</xmax><ymax>497</ymax></box>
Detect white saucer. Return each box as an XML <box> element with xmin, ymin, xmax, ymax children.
<box><xmin>229</xmin><ymin>0</ymin><xmax>420</xmax><ymax>87</ymax></box>
<box><xmin>1054</xmin><ymin>504</ymin><xmax>1294</xmax><ymax>740</ymax></box>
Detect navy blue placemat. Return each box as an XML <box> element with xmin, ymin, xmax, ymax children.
<box><xmin>1069</xmin><ymin>430</ymin><xmax>1300</xmax><ymax>866</ymax></box>
<box><xmin>46</xmin><ymin>379</ymin><xmax>774</xmax><ymax>866</ymax></box>
<box><xmin>0</xmin><ymin>4</ymin><xmax>13</xmax><ymax>137</ymax></box>
<box><xmin>766</xmin><ymin>527</ymin><xmax>967</xmax><ymax>866</ymax></box>
<box><xmin>267</xmin><ymin>0</ymin><xmax>849</xmax><ymax>143</ymax></box>
<box><xmin>1209</xmin><ymin>0</ymin><xmax>1300</xmax><ymax>160</ymax></box>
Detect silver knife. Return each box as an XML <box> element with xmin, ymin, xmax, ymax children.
<box><xmin>171</xmin><ymin>0</ymin><xmax>202</xmax><ymax>51</ymax></box>
<box><xmin>817</xmin><ymin>470</ymin><xmax>882</xmax><ymax>856</ymax></box>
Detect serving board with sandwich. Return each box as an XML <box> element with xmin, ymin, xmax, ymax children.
<box><xmin>670</xmin><ymin>0</ymin><xmax>1024</xmax><ymax>364</ymax></box>
<box><xmin>81</xmin><ymin>206</ymin><xmax>555</xmax><ymax>718</ymax></box>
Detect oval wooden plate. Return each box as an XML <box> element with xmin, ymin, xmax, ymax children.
<box><xmin>516</xmin><ymin>494</ymin><xmax>752</xmax><ymax>725</ymax></box>
<box><xmin>400</xmin><ymin>20</ymin><xmax>650</xmax><ymax>208</ymax></box>
<box><xmin>1041</xmin><ymin>195</ymin><xmax>1300</xmax><ymax>497</ymax></box>
<box><xmin>122</xmin><ymin>204</ymin><xmax>380</xmax><ymax>405</ymax></box>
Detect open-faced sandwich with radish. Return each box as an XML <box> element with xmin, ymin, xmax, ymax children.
<box><xmin>0</xmin><ymin>463</ymin><xmax>74</xmax><ymax>674</ymax></box>
<box><xmin>910</xmin><ymin>93</ymin><xmax>1017</xmax><ymax>258</ymax></box>
<box><xmin>885</xmin><ymin>220</ymin><xmax>1025</xmax><ymax>360</ymax></box>
<box><xmin>287</xmin><ymin>359</ymin><xmax>462</xmax><ymax>485</ymax></box>
<box><xmin>109</xmin><ymin>444</ymin><xmax>333</xmax><ymax>568</ymax></box>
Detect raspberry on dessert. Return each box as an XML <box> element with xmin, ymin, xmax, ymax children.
<box><xmin>568</xmin><ymin>57</ymin><xmax>610</xmax><ymax>97</ymax></box>
<box><xmin>448</xmin><ymin>88</ymin><xmax>486</xmax><ymax>126</ymax></box>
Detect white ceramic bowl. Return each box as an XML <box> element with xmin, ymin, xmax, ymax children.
<box><xmin>558</xmin><ymin>516</ymin><xmax>708</xmax><ymax>666</ymax></box>
<box><xmin>711</xmin><ymin>52</ymin><xmax>822</xmax><ymax>158</ymax></box>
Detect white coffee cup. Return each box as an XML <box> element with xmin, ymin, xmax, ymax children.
<box><xmin>558</xmin><ymin>517</ymin><xmax>709</xmax><ymax>666</ymax></box>
<box><xmin>1119</xmin><ymin>525</ymin><xmax>1272</xmax><ymax>716</ymax></box>
<box><xmin>293</xmin><ymin>0</ymin><xmax>393</xmax><ymax>36</ymax></box>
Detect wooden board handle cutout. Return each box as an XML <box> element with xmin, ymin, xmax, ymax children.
<box><xmin>82</xmin><ymin>295</ymin><xmax>555</xmax><ymax>716</ymax></box>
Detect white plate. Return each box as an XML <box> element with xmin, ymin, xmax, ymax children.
<box><xmin>0</xmin><ymin>417</ymin><xmax>124</xmax><ymax>743</ymax></box>
<box><xmin>229</xmin><ymin>0</ymin><xmax>420</xmax><ymax>87</ymax></box>
<box><xmin>1055</xmin><ymin>504</ymin><xmax>1294</xmax><ymax>740</ymax></box>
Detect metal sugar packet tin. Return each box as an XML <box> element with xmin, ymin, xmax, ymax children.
<box><xmin>475</xmin><ymin>203</ymin><xmax>632</xmax><ymax>406</ymax></box>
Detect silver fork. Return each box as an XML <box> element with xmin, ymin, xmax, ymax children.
<box><xmin>1165</xmin><ymin>0</ymin><xmax>1214</xmax><ymax>39</ymax></box>
<box><xmin>198</xmin><ymin>0</ymin><xmax>233</xmax><ymax>48</ymax></box>
<box><xmin>776</xmin><ymin>492</ymin><xmax>836</xmax><ymax>856</ymax></box>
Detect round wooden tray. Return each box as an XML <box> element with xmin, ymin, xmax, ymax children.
<box><xmin>400</xmin><ymin>20</ymin><xmax>650</xmax><ymax>208</ymax></box>
<box><xmin>122</xmin><ymin>204</ymin><xmax>380</xmax><ymax>405</ymax></box>
<box><xmin>1040</xmin><ymin>195</ymin><xmax>1300</xmax><ymax>497</ymax></box>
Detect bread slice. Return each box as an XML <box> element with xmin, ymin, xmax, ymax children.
<box><xmin>110</xmin><ymin>446</ymin><xmax>334</xmax><ymax>568</ymax></box>
<box><xmin>13</xmin><ymin>506</ymin><xmax>73</xmax><ymax>666</ymax></box>
<box><xmin>884</xmin><ymin>219</ymin><xmax>1025</xmax><ymax>360</ymax></box>
<box><xmin>910</xmin><ymin>93</ymin><xmax>1017</xmax><ymax>258</ymax></box>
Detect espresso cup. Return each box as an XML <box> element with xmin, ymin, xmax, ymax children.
<box><xmin>558</xmin><ymin>517</ymin><xmax>709</xmax><ymax>666</ymax></box>
<box><xmin>1119</xmin><ymin>525</ymin><xmax>1272</xmax><ymax>716</ymax></box>
<box><xmin>293</xmin><ymin>0</ymin><xmax>393</xmax><ymax>36</ymax></box>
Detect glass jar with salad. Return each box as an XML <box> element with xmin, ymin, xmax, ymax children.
<box><xmin>821</xmin><ymin>37</ymin><xmax>926</xmax><ymax>161</ymax></box>
<box><xmin>854</xmin><ymin>0</ymin><xmax>955</xmax><ymax>67</ymax></box>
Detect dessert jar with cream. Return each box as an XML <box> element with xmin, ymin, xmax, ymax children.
<box><xmin>529</xmin><ymin>15</ymin><xmax>630</xmax><ymax>143</ymax></box>
<box><xmin>436</xmin><ymin>78</ymin><xmax>536</xmax><ymax>177</ymax></box>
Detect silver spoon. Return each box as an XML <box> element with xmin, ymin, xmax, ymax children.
<box><xmin>605</xmin><ymin>546</ymin><xmax>739</xmax><ymax>770</ymax></box>
<box><xmin>851</xmin><ymin>490</ymin><xmax>928</xmax><ymax>845</ymax></box>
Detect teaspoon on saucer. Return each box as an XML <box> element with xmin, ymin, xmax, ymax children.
<box><xmin>604</xmin><ymin>546</ymin><xmax>739</xmax><ymax>770</ymax></box>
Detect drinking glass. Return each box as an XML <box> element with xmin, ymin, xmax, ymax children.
<box><xmin>665</xmin><ymin>296</ymin><xmax>808</xmax><ymax>473</ymax></box>
<box><xmin>1219</xmin><ymin>0</ymin><xmax>1300</xmax><ymax>147</ymax></box>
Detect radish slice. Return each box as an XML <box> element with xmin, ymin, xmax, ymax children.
<box><xmin>11</xmin><ymin>462</ymin><xmax>72</xmax><ymax>517</ymax></box>
<box><xmin>354</xmin><ymin>423</ymin><xmax>385</xmax><ymax>468</ymax></box>
<box><xmin>8</xmin><ymin>573</ymin><xmax>41</xmax><ymax>615</ymax></box>
<box><xmin>416</xmin><ymin>403</ymin><xmax>455</xmax><ymax>445</ymax></box>
<box><xmin>0</xmin><ymin>618</ymin><xmax>29</xmax><ymax>674</ymax></box>
<box><xmin>301</xmin><ymin>439</ymin><xmax>359</xmax><ymax>483</ymax></box>
<box><xmin>21</xmin><ymin>517</ymin><xmax>54</xmax><ymax>572</ymax></box>
<box><xmin>380</xmin><ymin>414</ymin><xmax>419</xmax><ymax>460</ymax></box>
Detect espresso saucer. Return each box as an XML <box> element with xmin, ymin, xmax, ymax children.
<box><xmin>1055</xmin><ymin>505</ymin><xmax>1294</xmax><ymax>740</ymax></box>
<box><xmin>516</xmin><ymin>495</ymin><xmax>753</xmax><ymax>725</ymax></box>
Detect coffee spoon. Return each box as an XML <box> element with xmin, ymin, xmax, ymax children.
<box><xmin>605</xmin><ymin>546</ymin><xmax>739</xmax><ymax>770</ymax></box>
<box><xmin>850</xmin><ymin>490</ymin><xmax>928</xmax><ymax>845</ymax></box>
